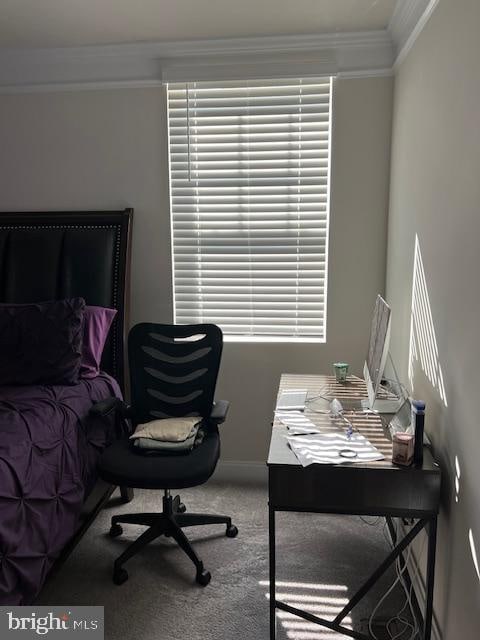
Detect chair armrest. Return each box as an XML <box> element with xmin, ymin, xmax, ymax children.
<box><xmin>90</xmin><ymin>397</ymin><xmax>132</xmax><ymax>420</ymax></box>
<box><xmin>90</xmin><ymin>397</ymin><xmax>133</xmax><ymax>439</ymax></box>
<box><xmin>209</xmin><ymin>400</ymin><xmax>230</xmax><ymax>425</ymax></box>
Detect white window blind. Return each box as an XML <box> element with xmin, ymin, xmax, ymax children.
<box><xmin>167</xmin><ymin>76</ymin><xmax>332</xmax><ymax>341</ymax></box>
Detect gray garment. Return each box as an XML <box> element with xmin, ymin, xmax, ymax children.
<box><xmin>133</xmin><ymin>425</ymin><xmax>205</xmax><ymax>452</ymax></box>
<box><xmin>134</xmin><ymin>432</ymin><xmax>197</xmax><ymax>451</ymax></box>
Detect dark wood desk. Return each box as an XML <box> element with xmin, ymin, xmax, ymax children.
<box><xmin>267</xmin><ymin>374</ymin><xmax>441</xmax><ymax>640</ymax></box>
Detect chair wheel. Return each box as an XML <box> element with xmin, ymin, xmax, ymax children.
<box><xmin>113</xmin><ymin>567</ymin><xmax>128</xmax><ymax>585</ymax></box>
<box><xmin>109</xmin><ymin>523</ymin><xmax>123</xmax><ymax>538</ymax></box>
<box><xmin>196</xmin><ymin>569</ymin><xmax>211</xmax><ymax>586</ymax></box>
<box><xmin>178</xmin><ymin>502</ymin><xmax>187</xmax><ymax>513</ymax></box>
<box><xmin>226</xmin><ymin>524</ymin><xmax>238</xmax><ymax>538</ymax></box>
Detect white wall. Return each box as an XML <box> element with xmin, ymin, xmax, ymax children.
<box><xmin>0</xmin><ymin>76</ymin><xmax>393</xmax><ymax>462</ymax></box>
<box><xmin>386</xmin><ymin>1</ymin><xmax>480</xmax><ymax>638</ymax></box>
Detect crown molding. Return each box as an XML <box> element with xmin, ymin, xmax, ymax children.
<box><xmin>389</xmin><ymin>0</ymin><xmax>440</xmax><ymax>67</ymax></box>
<box><xmin>0</xmin><ymin>4</ymin><xmax>443</xmax><ymax>93</ymax></box>
<box><xmin>337</xmin><ymin>68</ymin><xmax>393</xmax><ymax>80</ymax></box>
<box><xmin>0</xmin><ymin>2</ymin><xmax>444</xmax><ymax>96</ymax></box>
<box><xmin>0</xmin><ymin>30</ymin><xmax>393</xmax><ymax>92</ymax></box>
<box><xmin>0</xmin><ymin>79</ymin><xmax>163</xmax><ymax>95</ymax></box>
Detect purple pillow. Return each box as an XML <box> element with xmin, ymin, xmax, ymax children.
<box><xmin>0</xmin><ymin>298</ymin><xmax>85</xmax><ymax>386</ymax></box>
<box><xmin>80</xmin><ymin>306</ymin><xmax>117</xmax><ymax>379</ymax></box>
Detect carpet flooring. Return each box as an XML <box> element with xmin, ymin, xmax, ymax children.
<box><xmin>38</xmin><ymin>483</ymin><xmax>414</xmax><ymax>640</ymax></box>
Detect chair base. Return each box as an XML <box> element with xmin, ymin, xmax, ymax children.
<box><xmin>109</xmin><ymin>492</ymin><xmax>238</xmax><ymax>586</ymax></box>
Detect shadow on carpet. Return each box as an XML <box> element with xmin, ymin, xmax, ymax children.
<box><xmin>38</xmin><ymin>484</ymin><xmax>414</xmax><ymax>640</ymax></box>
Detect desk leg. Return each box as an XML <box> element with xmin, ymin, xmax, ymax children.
<box><xmin>424</xmin><ymin>516</ymin><xmax>437</xmax><ymax>640</ymax></box>
<box><xmin>269</xmin><ymin>505</ymin><xmax>276</xmax><ymax>640</ymax></box>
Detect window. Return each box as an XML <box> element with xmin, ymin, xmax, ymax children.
<box><xmin>167</xmin><ymin>76</ymin><xmax>333</xmax><ymax>341</ymax></box>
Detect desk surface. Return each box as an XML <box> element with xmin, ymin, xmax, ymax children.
<box><xmin>267</xmin><ymin>374</ymin><xmax>441</xmax><ymax>516</ymax></box>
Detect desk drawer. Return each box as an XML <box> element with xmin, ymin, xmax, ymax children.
<box><xmin>268</xmin><ymin>464</ymin><xmax>441</xmax><ymax>517</ymax></box>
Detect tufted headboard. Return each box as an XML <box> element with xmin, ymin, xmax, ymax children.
<box><xmin>0</xmin><ymin>209</ymin><xmax>132</xmax><ymax>393</ymax></box>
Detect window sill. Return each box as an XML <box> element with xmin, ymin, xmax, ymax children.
<box><xmin>223</xmin><ymin>336</ymin><xmax>326</xmax><ymax>344</ymax></box>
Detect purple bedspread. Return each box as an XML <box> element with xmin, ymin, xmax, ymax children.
<box><xmin>0</xmin><ymin>373</ymin><xmax>121</xmax><ymax>604</ymax></box>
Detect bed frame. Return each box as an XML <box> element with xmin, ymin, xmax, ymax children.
<box><xmin>0</xmin><ymin>208</ymin><xmax>133</xmax><ymax>580</ymax></box>
<box><xmin>0</xmin><ymin>209</ymin><xmax>132</xmax><ymax>391</ymax></box>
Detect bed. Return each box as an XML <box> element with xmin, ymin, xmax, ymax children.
<box><xmin>0</xmin><ymin>209</ymin><xmax>132</xmax><ymax>604</ymax></box>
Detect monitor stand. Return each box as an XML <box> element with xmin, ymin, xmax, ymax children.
<box><xmin>362</xmin><ymin>352</ymin><xmax>404</xmax><ymax>414</ymax></box>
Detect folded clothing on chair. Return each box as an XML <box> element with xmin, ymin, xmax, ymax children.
<box><xmin>129</xmin><ymin>417</ymin><xmax>203</xmax><ymax>453</ymax></box>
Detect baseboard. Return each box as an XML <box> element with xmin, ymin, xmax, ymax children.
<box><xmin>213</xmin><ymin>460</ymin><xmax>268</xmax><ymax>485</ymax></box>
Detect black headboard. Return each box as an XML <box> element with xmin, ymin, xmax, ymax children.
<box><xmin>0</xmin><ymin>209</ymin><xmax>132</xmax><ymax>392</ymax></box>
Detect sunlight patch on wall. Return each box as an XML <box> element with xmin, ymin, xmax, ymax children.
<box><xmin>454</xmin><ymin>455</ymin><xmax>461</xmax><ymax>503</ymax></box>
<box><xmin>408</xmin><ymin>235</ymin><xmax>448</xmax><ymax>406</ymax></box>
<box><xmin>469</xmin><ymin>529</ymin><xmax>480</xmax><ymax>583</ymax></box>
<box><xmin>453</xmin><ymin>458</ymin><xmax>480</xmax><ymax>588</ymax></box>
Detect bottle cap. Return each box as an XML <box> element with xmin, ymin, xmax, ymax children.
<box><xmin>412</xmin><ymin>400</ymin><xmax>426</xmax><ymax>411</ymax></box>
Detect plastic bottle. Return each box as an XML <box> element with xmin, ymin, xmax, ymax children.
<box><xmin>412</xmin><ymin>400</ymin><xmax>426</xmax><ymax>466</ymax></box>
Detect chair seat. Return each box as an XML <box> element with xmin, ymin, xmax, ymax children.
<box><xmin>99</xmin><ymin>429</ymin><xmax>220</xmax><ymax>490</ymax></box>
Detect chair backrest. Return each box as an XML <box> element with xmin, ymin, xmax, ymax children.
<box><xmin>128</xmin><ymin>323</ymin><xmax>223</xmax><ymax>424</ymax></box>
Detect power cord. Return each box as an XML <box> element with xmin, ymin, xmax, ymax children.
<box><xmin>380</xmin><ymin>376</ymin><xmax>411</xmax><ymax>401</ymax></box>
<box><xmin>389</xmin><ymin>531</ymin><xmax>427</xmax><ymax>640</ymax></box>
<box><xmin>305</xmin><ymin>397</ymin><xmax>359</xmax><ymax>437</ymax></box>
<box><xmin>305</xmin><ymin>392</ymin><xmax>332</xmax><ymax>414</ymax></box>
<box><xmin>368</xmin><ymin>518</ymin><xmax>427</xmax><ymax>640</ymax></box>
<box><xmin>368</xmin><ymin>543</ymin><xmax>413</xmax><ymax>640</ymax></box>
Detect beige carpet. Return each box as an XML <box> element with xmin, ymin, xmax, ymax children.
<box><xmin>38</xmin><ymin>483</ymin><xmax>413</xmax><ymax>640</ymax></box>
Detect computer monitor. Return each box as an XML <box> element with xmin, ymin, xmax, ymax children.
<box><xmin>362</xmin><ymin>295</ymin><xmax>401</xmax><ymax>413</ymax></box>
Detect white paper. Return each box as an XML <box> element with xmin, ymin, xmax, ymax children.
<box><xmin>275</xmin><ymin>410</ymin><xmax>322</xmax><ymax>435</ymax></box>
<box><xmin>286</xmin><ymin>431</ymin><xmax>384</xmax><ymax>466</ymax></box>
<box><xmin>276</xmin><ymin>389</ymin><xmax>307</xmax><ymax>410</ymax></box>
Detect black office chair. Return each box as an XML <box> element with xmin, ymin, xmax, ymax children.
<box><xmin>95</xmin><ymin>323</ymin><xmax>238</xmax><ymax>587</ymax></box>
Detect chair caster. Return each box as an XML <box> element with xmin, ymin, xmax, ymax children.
<box><xmin>113</xmin><ymin>567</ymin><xmax>128</xmax><ymax>585</ymax></box>
<box><xmin>109</xmin><ymin>523</ymin><xmax>123</xmax><ymax>538</ymax></box>
<box><xmin>177</xmin><ymin>502</ymin><xmax>187</xmax><ymax>513</ymax></box>
<box><xmin>196</xmin><ymin>569</ymin><xmax>211</xmax><ymax>586</ymax></box>
<box><xmin>226</xmin><ymin>524</ymin><xmax>238</xmax><ymax>538</ymax></box>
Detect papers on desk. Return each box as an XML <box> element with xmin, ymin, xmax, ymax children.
<box><xmin>276</xmin><ymin>389</ymin><xmax>308</xmax><ymax>411</ymax></box>
<box><xmin>275</xmin><ymin>411</ymin><xmax>322</xmax><ymax>435</ymax></box>
<box><xmin>285</xmin><ymin>431</ymin><xmax>384</xmax><ymax>467</ymax></box>
<box><xmin>276</xmin><ymin>409</ymin><xmax>385</xmax><ymax>467</ymax></box>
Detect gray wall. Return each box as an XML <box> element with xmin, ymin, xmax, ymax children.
<box><xmin>386</xmin><ymin>0</ymin><xmax>480</xmax><ymax>638</ymax></box>
<box><xmin>0</xmin><ymin>76</ymin><xmax>393</xmax><ymax>462</ymax></box>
